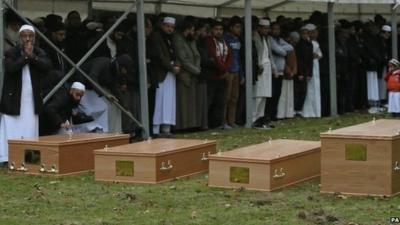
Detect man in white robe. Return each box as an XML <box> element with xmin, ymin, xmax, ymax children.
<box><xmin>150</xmin><ymin>17</ymin><xmax>180</xmax><ymax>137</ymax></box>
<box><xmin>0</xmin><ymin>25</ymin><xmax>51</xmax><ymax>164</ymax></box>
<box><xmin>302</xmin><ymin>24</ymin><xmax>322</xmax><ymax>118</ymax></box>
<box><xmin>253</xmin><ymin>19</ymin><xmax>273</xmax><ymax>127</ymax></box>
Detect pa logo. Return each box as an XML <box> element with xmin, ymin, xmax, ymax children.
<box><xmin>390</xmin><ymin>217</ymin><xmax>400</xmax><ymax>223</ymax></box>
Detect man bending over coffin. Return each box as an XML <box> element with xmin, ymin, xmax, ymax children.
<box><xmin>77</xmin><ymin>54</ymin><xmax>134</xmax><ymax>133</ymax></box>
<box><xmin>39</xmin><ymin>82</ymin><xmax>89</xmax><ymax>135</ymax></box>
<box><xmin>0</xmin><ymin>24</ymin><xmax>51</xmax><ymax>164</ymax></box>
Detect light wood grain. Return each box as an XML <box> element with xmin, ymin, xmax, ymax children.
<box><xmin>209</xmin><ymin>140</ymin><xmax>320</xmax><ymax>191</ymax></box>
<box><xmin>94</xmin><ymin>139</ymin><xmax>217</xmax><ymax>184</ymax></box>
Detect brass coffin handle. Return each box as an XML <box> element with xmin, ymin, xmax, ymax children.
<box><xmin>273</xmin><ymin>168</ymin><xmax>286</xmax><ymax>179</ymax></box>
<box><xmin>160</xmin><ymin>160</ymin><xmax>173</xmax><ymax>171</ymax></box>
<box><xmin>39</xmin><ymin>164</ymin><xmax>46</xmax><ymax>173</ymax></box>
<box><xmin>16</xmin><ymin>162</ymin><xmax>28</xmax><ymax>172</ymax></box>
<box><xmin>201</xmin><ymin>152</ymin><xmax>211</xmax><ymax>161</ymax></box>
<box><xmin>46</xmin><ymin>164</ymin><xmax>58</xmax><ymax>173</ymax></box>
<box><xmin>394</xmin><ymin>161</ymin><xmax>400</xmax><ymax>172</ymax></box>
<box><xmin>8</xmin><ymin>162</ymin><xmax>15</xmax><ymax>170</ymax></box>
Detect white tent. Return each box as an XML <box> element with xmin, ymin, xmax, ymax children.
<box><xmin>10</xmin><ymin>0</ymin><xmax>400</xmax><ymax>20</ymax></box>
<box><xmin>1</xmin><ymin>0</ymin><xmax>399</xmax><ymax>138</ymax></box>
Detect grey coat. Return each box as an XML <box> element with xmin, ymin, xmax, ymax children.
<box><xmin>174</xmin><ymin>33</ymin><xmax>202</xmax><ymax>130</ymax></box>
<box><xmin>269</xmin><ymin>36</ymin><xmax>293</xmax><ymax>75</ymax></box>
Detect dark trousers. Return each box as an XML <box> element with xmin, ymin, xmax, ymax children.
<box><xmin>207</xmin><ymin>79</ymin><xmax>228</xmax><ymax>128</ymax></box>
<box><xmin>337</xmin><ymin>74</ymin><xmax>353</xmax><ymax>114</ymax></box>
<box><xmin>148</xmin><ymin>88</ymin><xmax>156</xmax><ymax>135</ymax></box>
<box><xmin>265</xmin><ymin>76</ymin><xmax>282</xmax><ymax>121</ymax></box>
<box><xmin>197</xmin><ymin>81</ymin><xmax>208</xmax><ymax>129</ymax></box>
<box><xmin>353</xmin><ymin>67</ymin><xmax>368</xmax><ymax>110</ymax></box>
<box><xmin>294</xmin><ymin>78</ymin><xmax>307</xmax><ymax>112</ymax></box>
<box><xmin>121</xmin><ymin>89</ymin><xmax>141</xmax><ymax>133</ymax></box>
<box><xmin>320</xmin><ymin>72</ymin><xmax>331</xmax><ymax>117</ymax></box>
<box><xmin>236</xmin><ymin>84</ymin><xmax>246</xmax><ymax>125</ymax></box>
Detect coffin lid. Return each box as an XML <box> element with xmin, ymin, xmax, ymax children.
<box><xmin>94</xmin><ymin>138</ymin><xmax>216</xmax><ymax>156</ymax></box>
<box><xmin>320</xmin><ymin>119</ymin><xmax>400</xmax><ymax>140</ymax></box>
<box><xmin>8</xmin><ymin>133</ymin><xmax>130</xmax><ymax>146</ymax></box>
<box><xmin>208</xmin><ymin>139</ymin><xmax>320</xmax><ymax>163</ymax></box>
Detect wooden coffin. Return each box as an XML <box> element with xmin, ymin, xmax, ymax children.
<box><xmin>321</xmin><ymin>119</ymin><xmax>400</xmax><ymax>196</ymax></box>
<box><xmin>8</xmin><ymin>133</ymin><xmax>130</xmax><ymax>176</ymax></box>
<box><xmin>94</xmin><ymin>138</ymin><xmax>217</xmax><ymax>184</ymax></box>
<box><xmin>208</xmin><ymin>139</ymin><xmax>320</xmax><ymax>191</ymax></box>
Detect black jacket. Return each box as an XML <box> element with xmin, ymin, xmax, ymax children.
<box><xmin>295</xmin><ymin>39</ymin><xmax>313</xmax><ymax>78</ymax></box>
<box><xmin>39</xmin><ymin>87</ymin><xmax>79</xmax><ymax>135</ymax></box>
<box><xmin>0</xmin><ymin>45</ymin><xmax>51</xmax><ymax>115</ymax></box>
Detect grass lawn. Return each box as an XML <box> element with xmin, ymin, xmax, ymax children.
<box><xmin>0</xmin><ymin>113</ymin><xmax>399</xmax><ymax>225</ymax></box>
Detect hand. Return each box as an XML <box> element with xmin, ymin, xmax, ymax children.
<box><xmin>298</xmin><ymin>75</ymin><xmax>304</xmax><ymax>81</ymax></box>
<box><xmin>60</xmin><ymin>123</ymin><xmax>73</xmax><ymax>129</ymax></box>
<box><xmin>106</xmin><ymin>94</ymin><xmax>119</xmax><ymax>103</ymax></box>
<box><xmin>24</xmin><ymin>42</ymin><xmax>34</xmax><ymax>57</ymax></box>
<box><xmin>120</xmin><ymin>84</ymin><xmax>128</xmax><ymax>92</ymax></box>
<box><xmin>173</xmin><ymin>65</ymin><xmax>181</xmax><ymax>74</ymax></box>
<box><xmin>240</xmin><ymin>77</ymin><xmax>245</xmax><ymax>85</ymax></box>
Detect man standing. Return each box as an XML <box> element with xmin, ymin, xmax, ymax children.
<box><xmin>148</xmin><ymin>17</ymin><xmax>180</xmax><ymax>137</ymax></box>
<box><xmin>204</xmin><ymin>20</ymin><xmax>232</xmax><ymax>128</ymax></box>
<box><xmin>294</xmin><ymin>25</ymin><xmax>313</xmax><ymax>117</ymax></box>
<box><xmin>269</xmin><ymin>22</ymin><xmax>294</xmax><ymax>119</ymax></box>
<box><xmin>252</xmin><ymin>19</ymin><xmax>274</xmax><ymax>127</ymax></box>
<box><xmin>223</xmin><ymin>16</ymin><xmax>242</xmax><ymax>129</ymax></box>
<box><xmin>0</xmin><ymin>25</ymin><xmax>51</xmax><ymax>164</ymax></box>
<box><xmin>174</xmin><ymin>17</ymin><xmax>201</xmax><ymax>130</ymax></box>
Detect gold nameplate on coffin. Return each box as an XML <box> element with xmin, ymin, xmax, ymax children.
<box><xmin>345</xmin><ymin>144</ymin><xmax>367</xmax><ymax>161</ymax></box>
<box><xmin>24</xmin><ymin>149</ymin><xmax>41</xmax><ymax>165</ymax></box>
<box><xmin>115</xmin><ymin>161</ymin><xmax>134</xmax><ymax>177</ymax></box>
<box><xmin>230</xmin><ymin>167</ymin><xmax>249</xmax><ymax>184</ymax></box>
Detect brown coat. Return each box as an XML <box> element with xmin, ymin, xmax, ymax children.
<box><xmin>284</xmin><ymin>50</ymin><xmax>297</xmax><ymax>79</ymax></box>
<box><xmin>147</xmin><ymin>31</ymin><xmax>177</xmax><ymax>85</ymax></box>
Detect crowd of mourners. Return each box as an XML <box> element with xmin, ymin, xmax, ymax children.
<box><xmin>0</xmin><ymin>8</ymin><xmax>399</xmax><ymax>164</ymax></box>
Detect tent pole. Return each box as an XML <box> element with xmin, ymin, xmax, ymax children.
<box><xmin>88</xmin><ymin>0</ymin><xmax>93</xmax><ymax>19</ymax></box>
<box><xmin>392</xmin><ymin>3</ymin><xmax>398</xmax><ymax>59</ymax></box>
<box><xmin>245</xmin><ymin>0</ymin><xmax>253</xmax><ymax>128</ymax></box>
<box><xmin>328</xmin><ymin>1</ymin><xmax>337</xmax><ymax>116</ymax></box>
<box><xmin>136</xmin><ymin>0</ymin><xmax>150</xmax><ymax>138</ymax></box>
<box><xmin>0</xmin><ymin>0</ymin><xmax>4</xmax><ymax>101</ymax></box>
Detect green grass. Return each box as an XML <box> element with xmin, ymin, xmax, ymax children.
<box><xmin>1</xmin><ymin>113</ymin><xmax>399</xmax><ymax>225</ymax></box>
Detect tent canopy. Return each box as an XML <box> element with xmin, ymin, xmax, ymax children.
<box><xmin>13</xmin><ymin>0</ymin><xmax>400</xmax><ymax>19</ymax></box>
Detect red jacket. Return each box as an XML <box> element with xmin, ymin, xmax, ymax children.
<box><xmin>205</xmin><ymin>36</ymin><xmax>232</xmax><ymax>80</ymax></box>
<box><xmin>385</xmin><ymin>69</ymin><xmax>400</xmax><ymax>92</ymax></box>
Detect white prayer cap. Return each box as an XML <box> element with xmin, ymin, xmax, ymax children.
<box><xmin>382</xmin><ymin>25</ymin><xmax>392</xmax><ymax>32</ymax></box>
<box><xmin>290</xmin><ymin>31</ymin><xmax>300</xmax><ymax>40</ymax></box>
<box><xmin>86</xmin><ymin>22</ymin><xmax>103</xmax><ymax>31</ymax></box>
<box><xmin>259</xmin><ymin>19</ymin><xmax>270</xmax><ymax>27</ymax></box>
<box><xmin>163</xmin><ymin>17</ymin><xmax>176</xmax><ymax>25</ymax></box>
<box><xmin>302</xmin><ymin>23</ymin><xmax>317</xmax><ymax>31</ymax></box>
<box><xmin>389</xmin><ymin>58</ymin><xmax>400</xmax><ymax>67</ymax></box>
<box><xmin>71</xmin><ymin>82</ymin><xmax>86</xmax><ymax>92</ymax></box>
<box><xmin>19</xmin><ymin>24</ymin><xmax>35</xmax><ymax>33</ymax></box>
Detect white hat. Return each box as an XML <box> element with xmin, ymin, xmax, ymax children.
<box><xmin>390</xmin><ymin>58</ymin><xmax>400</xmax><ymax>67</ymax></box>
<box><xmin>302</xmin><ymin>23</ymin><xmax>317</xmax><ymax>31</ymax></box>
<box><xmin>19</xmin><ymin>24</ymin><xmax>35</xmax><ymax>33</ymax></box>
<box><xmin>71</xmin><ymin>82</ymin><xmax>86</xmax><ymax>92</ymax></box>
<box><xmin>163</xmin><ymin>17</ymin><xmax>176</xmax><ymax>25</ymax></box>
<box><xmin>382</xmin><ymin>25</ymin><xmax>392</xmax><ymax>32</ymax></box>
<box><xmin>86</xmin><ymin>22</ymin><xmax>103</xmax><ymax>31</ymax></box>
<box><xmin>259</xmin><ymin>19</ymin><xmax>270</xmax><ymax>27</ymax></box>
